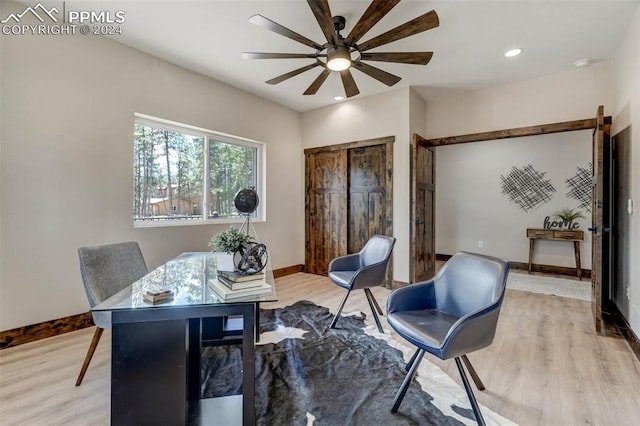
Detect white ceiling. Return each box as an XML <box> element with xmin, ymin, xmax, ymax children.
<box><xmin>48</xmin><ymin>1</ymin><xmax>640</xmax><ymax>112</ymax></box>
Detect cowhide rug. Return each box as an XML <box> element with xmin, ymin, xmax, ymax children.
<box><xmin>201</xmin><ymin>300</ymin><xmax>516</xmax><ymax>426</ymax></box>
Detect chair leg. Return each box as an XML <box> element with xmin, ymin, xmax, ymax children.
<box><xmin>75</xmin><ymin>327</ymin><xmax>104</xmax><ymax>386</ymax></box>
<box><xmin>405</xmin><ymin>348</ymin><xmax>420</xmax><ymax>372</ymax></box>
<box><xmin>364</xmin><ymin>289</ymin><xmax>384</xmax><ymax>333</ymax></box>
<box><xmin>364</xmin><ymin>288</ymin><xmax>384</xmax><ymax>315</ymax></box>
<box><xmin>391</xmin><ymin>349</ymin><xmax>425</xmax><ymax>413</ymax></box>
<box><xmin>329</xmin><ymin>290</ymin><xmax>351</xmax><ymax>329</ymax></box>
<box><xmin>455</xmin><ymin>357</ymin><xmax>486</xmax><ymax>426</ymax></box>
<box><xmin>461</xmin><ymin>354</ymin><xmax>486</xmax><ymax>391</ymax></box>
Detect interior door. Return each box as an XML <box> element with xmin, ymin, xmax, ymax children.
<box><xmin>612</xmin><ymin>126</ymin><xmax>631</xmax><ymax>319</ymax></box>
<box><xmin>410</xmin><ymin>134</ymin><xmax>436</xmax><ymax>283</ymax></box>
<box><xmin>348</xmin><ymin>145</ymin><xmax>388</xmax><ymax>252</ymax></box>
<box><xmin>305</xmin><ymin>150</ymin><xmax>348</xmax><ymax>275</ymax></box>
<box><xmin>590</xmin><ymin>105</ymin><xmax>605</xmax><ymax>332</ymax></box>
<box><xmin>305</xmin><ymin>138</ymin><xmax>394</xmax><ymax>277</ymax></box>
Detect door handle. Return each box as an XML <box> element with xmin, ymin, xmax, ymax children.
<box><xmin>415</xmin><ymin>220</ymin><xmax>424</xmax><ymax>225</ymax></box>
<box><xmin>588</xmin><ymin>226</ymin><xmax>597</xmax><ymax>233</ymax></box>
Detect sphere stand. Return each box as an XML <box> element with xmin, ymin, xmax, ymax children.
<box><xmin>238</xmin><ymin>213</ymin><xmax>260</xmax><ymax>243</ymax></box>
<box><xmin>233</xmin><ymin>188</ymin><xmax>267</xmax><ymax>274</ymax></box>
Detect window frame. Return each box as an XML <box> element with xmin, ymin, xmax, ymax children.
<box><xmin>133</xmin><ymin>113</ymin><xmax>266</xmax><ymax>228</ymax></box>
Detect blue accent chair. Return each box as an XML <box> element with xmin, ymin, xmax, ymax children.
<box><xmin>328</xmin><ymin>235</ymin><xmax>396</xmax><ymax>333</ymax></box>
<box><xmin>387</xmin><ymin>251</ymin><xmax>510</xmax><ymax>425</ymax></box>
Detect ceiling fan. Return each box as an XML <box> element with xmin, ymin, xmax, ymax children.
<box><xmin>242</xmin><ymin>0</ymin><xmax>439</xmax><ymax>98</ymax></box>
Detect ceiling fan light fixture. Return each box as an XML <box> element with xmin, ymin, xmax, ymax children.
<box><xmin>245</xmin><ymin>4</ymin><xmax>440</xmax><ymax>98</ymax></box>
<box><xmin>327</xmin><ymin>45</ymin><xmax>351</xmax><ymax>71</ymax></box>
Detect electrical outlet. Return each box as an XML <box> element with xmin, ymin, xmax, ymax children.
<box><xmin>478</xmin><ymin>241</ymin><xmax>484</xmax><ymax>248</ymax></box>
<box><xmin>627</xmin><ymin>284</ymin><xmax>631</xmax><ymax>299</ymax></box>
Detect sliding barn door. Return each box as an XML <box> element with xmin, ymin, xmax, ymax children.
<box><xmin>348</xmin><ymin>144</ymin><xmax>392</xmax><ymax>252</ymax></box>
<box><xmin>410</xmin><ymin>135</ymin><xmax>436</xmax><ymax>283</ymax></box>
<box><xmin>305</xmin><ymin>137</ymin><xmax>393</xmax><ymax>276</ymax></box>
<box><xmin>305</xmin><ymin>150</ymin><xmax>347</xmax><ymax>275</ymax></box>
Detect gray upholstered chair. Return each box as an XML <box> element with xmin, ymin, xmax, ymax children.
<box><xmin>328</xmin><ymin>234</ymin><xmax>396</xmax><ymax>333</ymax></box>
<box><xmin>75</xmin><ymin>241</ymin><xmax>148</xmax><ymax>386</ymax></box>
<box><xmin>387</xmin><ymin>251</ymin><xmax>510</xmax><ymax>425</ymax></box>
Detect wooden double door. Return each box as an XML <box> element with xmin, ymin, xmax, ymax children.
<box><xmin>305</xmin><ymin>137</ymin><xmax>393</xmax><ymax>276</ymax></box>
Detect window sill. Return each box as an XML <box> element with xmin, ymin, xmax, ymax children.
<box><xmin>133</xmin><ymin>216</ymin><xmax>266</xmax><ymax>229</ymax></box>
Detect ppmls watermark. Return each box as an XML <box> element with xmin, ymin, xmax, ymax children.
<box><xmin>1</xmin><ymin>2</ymin><xmax>125</xmax><ymax>36</ymax></box>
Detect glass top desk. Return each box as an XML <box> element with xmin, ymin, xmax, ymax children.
<box><xmin>93</xmin><ymin>252</ymin><xmax>277</xmax><ymax>426</ymax></box>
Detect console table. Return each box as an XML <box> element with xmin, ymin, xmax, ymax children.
<box><xmin>526</xmin><ymin>228</ymin><xmax>584</xmax><ymax>279</ymax></box>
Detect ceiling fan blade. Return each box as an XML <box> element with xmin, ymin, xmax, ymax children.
<box><xmin>358</xmin><ymin>10</ymin><xmax>439</xmax><ymax>52</ymax></box>
<box><xmin>266</xmin><ymin>62</ymin><xmax>321</xmax><ymax>85</ymax></box>
<box><xmin>249</xmin><ymin>14</ymin><xmax>323</xmax><ymax>50</ymax></box>
<box><xmin>307</xmin><ymin>0</ymin><xmax>336</xmax><ymax>45</ymax></box>
<box><xmin>352</xmin><ymin>61</ymin><xmax>401</xmax><ymax>86</ymax></box>
<box><xmin>243</xmin><ymin>52</ymin><xmax>320</xmax><ymax>60</ymax></box>
<box><xmin>360</xmin><ymin>52</ymin><xmax>433</xmax><ymax>65</ymax></box>
<box><xmin>340</xmin><ymin>69</ymin><xmax>360</xmax><ymax>98</ymax></box>
<box><xmin>304</xmin><ymin>68</ymin><xmax>332</xmax><ymax>95</ymax></box>
<box><xmin>345</xmin><ymin>0</ymin><xmax>400</xmax><ymax>45</ymax></box>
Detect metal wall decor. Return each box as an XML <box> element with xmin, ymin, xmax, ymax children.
<box><xmin>500</xmin><ymin>164</ymin><xmax>556</xmax><ymax>212</ymax></box>
<box><xmin>565</xmin><ymin>162</ymin><xmax>593</xmax><ymax>212</ymax></box>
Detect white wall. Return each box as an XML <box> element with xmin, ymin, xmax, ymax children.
<box><xmin>0</xmin><ymin>1</ymin><xmax>303</xmax><ymax>330</ymax></box>
<box><xmin>426</xmin><ymin>62</ymin><xmax>612</xmax><ymax>268</ymax></box>
<box><xmin>436</xmin><ymin>131</ymin><xmax>592</xmax><ymax>267</ymax></box>
<box><xmin>612</xmin><ymin>4</ymin><xmax>640</xmax><ymax>336</ymax></box>
<box><xmin>0</xmin><ymin>10</ymin><xmax>4</xmax><ymax>327</ymax></box>
<box><xmin>410</xmin><ymin>88</ymin><xmax>427</xmax><ymax>138</ymax></box>
<box><xmin>426</xmin><ymin>61</ymin><xmax>613</xmax><ymax>138</ymax></box>
<box><xmin>301</xmin><ymin>87</ymin><xmax>413</xmax><ymax>283</ymax></box>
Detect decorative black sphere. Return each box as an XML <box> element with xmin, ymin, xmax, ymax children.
<box><xmin>234</xmin><ymin>188</ymin><xmax>259</xmax><ymax>214</ymax></box>
<box><xmin>234</xmin><ymin>242</ymin><xmax>268</xmax><ymax>274</ymax></box>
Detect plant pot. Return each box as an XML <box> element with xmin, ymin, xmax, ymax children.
<box><xmin>214</xmin><ymin>252</ymin><xmax>235</xmax><ymax>272</ymax></box>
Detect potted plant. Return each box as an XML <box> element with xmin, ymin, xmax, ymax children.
<box><xmin>553</xmin><ymin>207</ymin><xmax>585</xmax><ymax>229</ymax></box>
<box><xmin>209</xmin><ymin>227</ymin><xmax>255</xmax><ymax>271</ymax></box>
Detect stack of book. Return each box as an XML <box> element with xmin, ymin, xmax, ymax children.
<box><xmin>210</xmin><ymin>270</ymin><xmax>271</xmax><ymax>300</ymax></box>
<box><xmin>217</xmin><ymin>270</ymin><xmax>266</xmax><ymax>290</ymax></box>
<box><xmin>143</xmin><ymin>288</ymin><xmax>174</xmax><ymax>304</ymax></box>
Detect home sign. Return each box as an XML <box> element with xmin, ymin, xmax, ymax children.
<box><xmin>542</xmin><ymin>216</ymin><xmax>580</xmax><ymax>230</ymax></box>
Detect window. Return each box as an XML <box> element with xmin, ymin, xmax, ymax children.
<box><xmin>133</xmin><ymin>114</ymin><xmax>264</xmax><ymax>227</ymax></box>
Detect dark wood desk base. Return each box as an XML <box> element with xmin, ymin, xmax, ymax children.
<box><xmin>111</xmin><ymin>304</ymin><xmax>256</xmax><ymax>425</ymax></box>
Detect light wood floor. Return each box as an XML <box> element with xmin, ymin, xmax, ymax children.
<box><xmin>1</xmin><ymin>272</ymin><xmax>639</xmax><ymax>425</ymax></box>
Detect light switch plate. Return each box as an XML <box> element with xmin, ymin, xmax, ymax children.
<box><xmin>628</xmin><ymin>198</ymin><xmax>634</xmax><ymax>215</ymax></box>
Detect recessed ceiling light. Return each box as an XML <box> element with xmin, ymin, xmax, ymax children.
<box><xmin>574</xmin><ymin>59</ymin><xmax>592</xmax><ymax>68</ymax></box>
<box><xmin>333</xmin><ymin>96</ymin><xmax>344</xmax><ymax>101</ymax></box>
<box><xmin>504</xmin><ymin>48</ymin><xmax>523</xmax><ymax>58</ymax></box>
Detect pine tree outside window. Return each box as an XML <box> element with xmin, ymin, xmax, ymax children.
<box><xmin>133</xmin><ymin>114</ymin><xmax>264</xmax><ymax>227</ymax></box>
